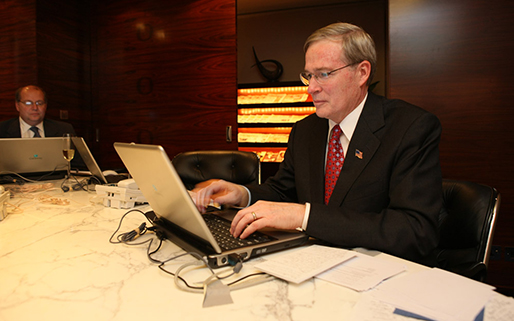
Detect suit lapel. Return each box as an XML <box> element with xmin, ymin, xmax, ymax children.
<box><xmin>42</xmin><ymin>120</ymin><xmax>56</xmax><ymax>137</ymax></box>
<box><xmin>329</xmin><ymin>92</ymin><xmax>385</xmax><ymax>206</ymax></box>
<box><xmin>308</xmin><ymin>118</ymin><xmax>329</xmax><ymax>204</ymax></box>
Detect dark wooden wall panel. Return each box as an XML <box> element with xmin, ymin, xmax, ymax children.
<box><xmin>92</xmin><ymin>0</ymin><xmax>237</xmax><ymax>168</ymax></box>
<box><xmin>36</xmin><ymin>0</ymin><xmax>92</xmax><ymax>140</ymax></box>
<box><xmin>389</xmin><ymin>0</ymin><xmax>514</xmax><ymax>291</ymax></box>
<box><xmin>0</xmin><ymin>0</ymin><xmax>38</xmax><ymax>118</ymax></box>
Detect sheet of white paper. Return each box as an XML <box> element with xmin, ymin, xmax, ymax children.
<box><xmin>349</xmin><ymin>293</ymin><xmax>412</xmax><ymax>321</ymax></box>
<box><xmin>254</xmin><ymin>245</ymin><xmax>356</xmax><ymax>284</ymax></box>
<box><xmin>485</xmin><ymin>292</ymin><xmax>514</xmax><ymax>321</ymax></box>
<box><xmin>316</xmin><ymin>252</ymin><xmax>406</xmax><ymax>291</ymax></box>
<box><xmin>373</xmin><ymin>268</ymin><xmax>495</xmax><ymax>321</ymax></box>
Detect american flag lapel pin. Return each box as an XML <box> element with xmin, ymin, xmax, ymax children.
<box><xmin>355</xmin><ymin>149</ymin><xmax>363</xmax><ymax>159</ymax></box>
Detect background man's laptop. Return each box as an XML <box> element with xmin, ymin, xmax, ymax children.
<box><xmin>114</xmin><ymin>142</ymin><xmax>308</xmax><ymax>268</ymax></box>
<box><xmin>72</xmin><ymin>137</ymin><xmax>128</xmax><ymax>184</ymax></box>
<box><xmin>0</xmin><ymin>138</ymin><xmax>67</xmax><ymax>180</ymax></box>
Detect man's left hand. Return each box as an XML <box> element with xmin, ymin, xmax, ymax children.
<box><xmin>230</xmin><ymin>201</ymin><xmax>306</xmax><ymax>239</ymax></box>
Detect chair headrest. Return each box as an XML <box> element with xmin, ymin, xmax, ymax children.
<box><xmin>172</xmin><ymin>150</ymin><xmax>260</xmax><ymax>189</ymax></box>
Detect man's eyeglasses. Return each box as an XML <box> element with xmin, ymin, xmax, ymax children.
<box><xmin>300</xmin><ymin>62</ymin><xmax>359</xmax><ymax>86</ymax></box>
<box><xmin>18</xmin><ymin>100</ymin><xmax>46</xmax><ymax>107</ymax></box>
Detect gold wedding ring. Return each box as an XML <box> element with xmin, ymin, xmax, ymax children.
<box><xmin>252</xmin><ymin>212</ymin><xmax>257</xmax><ymax>221</ymax></box>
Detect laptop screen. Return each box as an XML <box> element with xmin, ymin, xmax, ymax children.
<box><xmin>0</xmin><ymin>138</ymin><xmax>67</xmax><ymax>178</ymax></box>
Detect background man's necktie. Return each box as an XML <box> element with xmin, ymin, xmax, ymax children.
<box><xmin>29</xmin><ymin>126</ymin><xmax>41</xmax><ymax>137</ymax></box>
<box><xmin>324</xmin><ymin>124</ymin><xmax>344</xmax><ymax>204</ymax></box>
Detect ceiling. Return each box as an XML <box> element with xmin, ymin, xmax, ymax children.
<box><xmin>237</xmin><ymin>0</ymin><xmax>367</xmax><ymax>15</ymax></box>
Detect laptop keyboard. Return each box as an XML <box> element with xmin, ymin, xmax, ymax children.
<box><xmin>203</xmin><ymin>214</ymin><xmax>276</xmax><ymax>251</ymax></box>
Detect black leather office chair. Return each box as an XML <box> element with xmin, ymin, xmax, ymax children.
<box><xmin>171</xmin><ymin>150</ymin><xmax>261</xmax><ymax>190</ymax></box>
<box><xmin>431</xmin><ymin>179</ymin><xmax>500</xmax><ymax>282</ymax></box>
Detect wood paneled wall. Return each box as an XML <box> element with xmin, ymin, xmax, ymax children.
<box><xmin>36</xmin><ymin>0</ymin><xmax>92</xmax><ymax>140</ymax></box>
<box><xmin>389</xmin><ymin>0</ymin><xmax>514</xmax><ymax>291</ymax></box>
<box><xmin>91</xmin><ymin>0</ymin><xmax>237</xmax><ymax>168</ymax></box>
<box><xmin>0</xmin><ymin>0</ymin><xmax>38</xmax><ymax>114</ymax></box>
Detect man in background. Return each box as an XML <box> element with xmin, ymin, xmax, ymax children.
<box><xmin>0</xmin><ymin>85</ymin><xmax>76</xmax><ymax>138</ymax></box>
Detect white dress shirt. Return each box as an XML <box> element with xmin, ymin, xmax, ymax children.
<box><xmin>301</xmin><ymin>93</ymin><xmax>368</xmax><ymax>230</ymax></box>
<box><xmin>19</xmin><ymin>117</ymin><xmax>45</xmax><ymax>138</ymax></box>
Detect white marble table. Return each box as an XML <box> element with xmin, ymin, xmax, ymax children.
<box><xmin>0</xmin><ymin>182</ymin><xmax>510</xmax><ymax>321</ymax></box>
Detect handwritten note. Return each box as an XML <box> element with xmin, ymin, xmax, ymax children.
<box><xmin>254</xmin><ymin>245</ymin><xmax>355</xmax><ymax>284</ymax></box>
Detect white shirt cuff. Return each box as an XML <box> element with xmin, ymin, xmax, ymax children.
<box><xmin>242</xmin><ymin>185</ymin><xmax>251</xmax><ymax>208</ymax></box>
<box><xmin>301</xmin><ymin>202</ymin><xmax>311</xmax><ymax>230</ymax></box>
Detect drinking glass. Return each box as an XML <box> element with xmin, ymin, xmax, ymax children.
<box><xmin>62</xmin><ymin>133</ymin><xmax>75</xmax><ymax>179</ymax></box>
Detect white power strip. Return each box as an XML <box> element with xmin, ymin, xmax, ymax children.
<box><xmin>0</xmin><ymin>190</ymin><xmax>10</xmax><ymax>221</ymax></box>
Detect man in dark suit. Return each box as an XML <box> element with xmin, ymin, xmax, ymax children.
<box><xmin>0</xmin><ymin>85</ymin><xmax>76</xmax><ymax>138</ymax></box>
<box><xmin>193</xmin><ymin>23</ymin><xmax>443</xmax><ymax>263</ymax></box>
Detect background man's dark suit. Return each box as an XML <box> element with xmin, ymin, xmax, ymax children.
<box><xmin>0</xmin><ymin>118</ymin><xmax>76</xmax><ymax>138</ymax></box>
<box><xmin>248</xmin><ymin>91</ymin><xmax>443</xmax><ymax>263</ymax></box>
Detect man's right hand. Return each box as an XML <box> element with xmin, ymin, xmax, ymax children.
<box><xmin>191</xmin><ymin>179</ymin><xmax>249</xmax><ymax>213</ymax></box>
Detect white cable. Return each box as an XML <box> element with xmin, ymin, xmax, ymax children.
<box><xmin>173</xmin><ymin>258</ymin><xmax>275</xmax><ymax>293</ymax></box>
<box><xmin>174</xmin><ymin>259</ymin><xmax>206</xmax><ymax>293</ymax></box>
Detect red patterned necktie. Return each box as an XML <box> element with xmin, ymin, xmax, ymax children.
<box><xmin>324</xmin><ymin>124</ymin><xmax>344</xmax><ymax>204</ymax></box>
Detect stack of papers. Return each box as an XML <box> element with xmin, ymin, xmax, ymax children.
<box><xmin>372</xmin><ymin>268</ymin><xmax>496</xmax><ymax>321</ymax></box>
<box><xmin>255</xmin><ymin>245</ymin><xmax>510</xmax><ymax>321</ymax></box>
<box><xmin>254</xmin><ymin>245</ymin><xmax>405</xmax><ymax>289</ymax></box>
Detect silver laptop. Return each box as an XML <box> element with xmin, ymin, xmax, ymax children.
<box><xmin>71</xmin><ymin>137</ymin><xmax>108</xmax><ymax>183</ymax></box>
<box><xmin>0</xmin><ymin>138</ymin><xmax>67</xmax><ymax>178</ymax></box>
<box><xmin>72</xmin><ymin>137</ymin><xmax>128</xmax><ymax>184</ymax></box>
<box><xmin>114</xmin><ymin>142</ymin><xmax>308</xmax><ymax>268</ymax></box>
